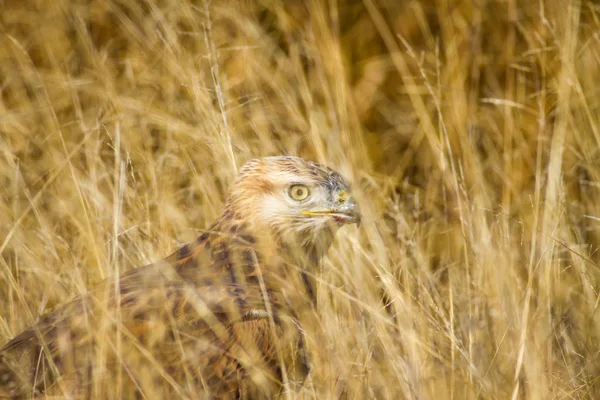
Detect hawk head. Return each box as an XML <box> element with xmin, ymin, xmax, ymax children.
<box><xmin>222</xmin><ymin>156</ymin><xmax>360</xmax><ymax>263</ymax></box>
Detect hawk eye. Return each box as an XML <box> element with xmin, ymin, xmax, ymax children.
<box><xmin>288</xmin><ymin>184</ymin><xmax>310</xmax><ymax>201</ymax></box>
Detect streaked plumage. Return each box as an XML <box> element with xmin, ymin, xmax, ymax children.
<box><xmin>0</xmin><ymin>156</ymin><xmax>360</xmax><ymax>399</ymax></box>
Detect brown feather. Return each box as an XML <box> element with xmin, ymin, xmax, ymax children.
<box><xmin>0</xmin><ymin>156</ymin><xmax>358</xmax><ymax>399</ymax></box>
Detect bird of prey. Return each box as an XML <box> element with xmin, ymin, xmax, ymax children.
<box><xmin>0</xmin><ymin>156</ymin><xmax>360</xmax><ymax>399</ymax></box>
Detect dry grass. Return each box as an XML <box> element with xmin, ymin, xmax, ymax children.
<box><xmin>2</xmin><ymin>0</ymin><xmax>600</xmax><ymax>398</ymax></box>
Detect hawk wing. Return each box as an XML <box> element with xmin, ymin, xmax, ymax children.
<box><xmin>0</xmin><ymin>233</ymin><xmax>308</xmax><ymax>398</ymax></box>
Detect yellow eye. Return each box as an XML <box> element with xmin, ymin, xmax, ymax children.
<box><xmin>288</xmin><ymin>184</ymin><xmax>310</xmax><ymax>201</ymax></box>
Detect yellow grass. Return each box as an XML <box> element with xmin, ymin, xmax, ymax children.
<box><xmin>2</xmin><ymin>0</ymin><xmax>600</xmax><ymax>398</ymax></box>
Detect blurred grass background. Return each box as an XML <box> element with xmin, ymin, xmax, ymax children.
<box><xmin>2</xmin><ymin>0</ymin><xmax>600</xmax><ymax>398</ymax></box>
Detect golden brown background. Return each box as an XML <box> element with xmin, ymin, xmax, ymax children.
<box><xmin>2</xmin><ymin>0</ymin><xmax>600</xmax><ymax>398</ymax></box>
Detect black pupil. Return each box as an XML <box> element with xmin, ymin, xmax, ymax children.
<box><xmin>296</xmin><ymin>188</ymin><xmax>304</xmax><ymax>197</ymax></box>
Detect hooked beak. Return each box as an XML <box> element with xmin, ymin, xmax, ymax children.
<box><xmin>302</xmin><ymin>194</ymin><xmax>361</xmax><ymax>226</ymax></box>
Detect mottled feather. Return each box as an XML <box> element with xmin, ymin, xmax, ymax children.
<box><xmin>0</xmin><ymin>156</ymin><xmax>360</xmax><ymax>399</ymax></box>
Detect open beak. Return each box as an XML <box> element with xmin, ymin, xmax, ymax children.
<box><xmin>302</xmin><ymin>196</ymin><xmax>361</xmax><ymax>226</ymax></box>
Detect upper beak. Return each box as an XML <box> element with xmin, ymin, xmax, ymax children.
<box><xmin>301</xmin><ymin>194</ymin><xmax>362</xmax><ymax>226</ymax></box>
<box><xmin>334</xmin><ymin>196</ymin><xmax>361</xmax><ymax>226</ymax></box>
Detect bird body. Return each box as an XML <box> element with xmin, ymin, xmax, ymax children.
<box><xmin>0</xmin><ymin>156</ymin><xmax>360</xmax><ymax>399</ymax></box>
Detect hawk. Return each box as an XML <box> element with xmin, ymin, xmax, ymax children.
<box><xmin>0</xmin><ymin>156</ymin><xmax>360</xmax><ymax>399</ymax></box>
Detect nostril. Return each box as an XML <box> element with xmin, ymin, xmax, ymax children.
<box><xmin>337</xmin><ymin>189</ymin><xmax>350</xmax><ymax>205</ymax></box>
